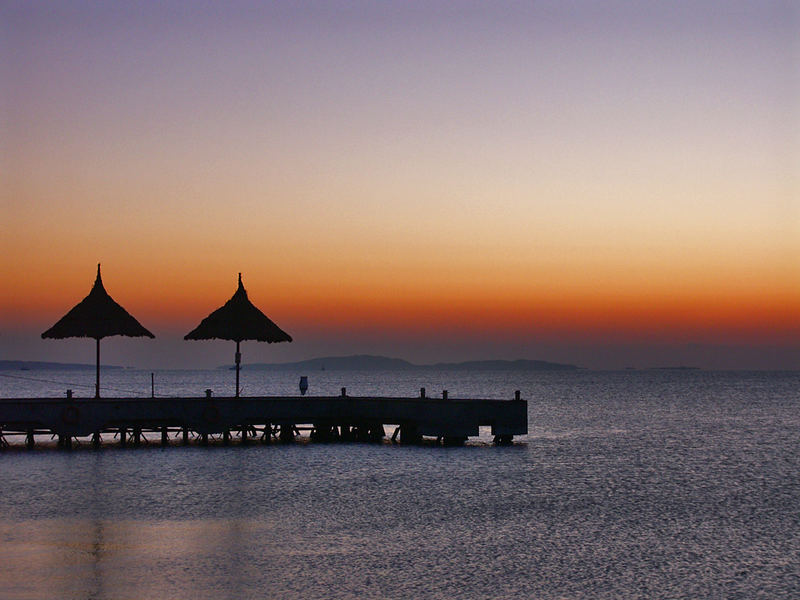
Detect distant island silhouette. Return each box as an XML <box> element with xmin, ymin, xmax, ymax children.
<box><xmin>0</xmin><ymin>360</ymin><xmax>124</xmax><ymax>371</ymax></box>
<box><xmin>0</xmin><ymin>356</ymin><xmax>580</xmax><ymax>371</ymax></box>
<box><xmin>227</xmin><ymin>354</ymin><xmax>581</xmax><ymax>371</ymax></box>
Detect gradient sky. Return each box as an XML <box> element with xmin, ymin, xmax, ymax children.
<box><xmin>1</xmin><ymin>0</ymin><xmax>798</xmax><ymax>370</ymax></box>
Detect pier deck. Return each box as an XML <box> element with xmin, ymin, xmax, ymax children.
<box><xmin>0</xmin><ymin>391</ymin><xmax>527</xmax><ymax>448</ymax></box>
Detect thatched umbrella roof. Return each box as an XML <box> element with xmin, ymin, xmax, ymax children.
<box><xmin>42</xmin><ymin>264</ymin><xmax>155</xmax><ymax>341</ymax></box>
<box><xmin>41</xmin><ymin>264</ymin><xmax>154</xmax><ymax>398</ymax></box>
<box><xmin>184</xmin><ymin>273</ymin><xmax>292</xmax><ymax>344</ymax></box>
<box><xmin>184</xmin><ymin>273</ymin><xmax>291</xmax><ymax>396</ymax></box>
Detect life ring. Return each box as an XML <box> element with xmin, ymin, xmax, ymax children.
<box><xmin>61</xmin><ymin>405</ymin><xmax>80</xmax><ymax>425</ymax></box>
<box><xmin>203</xmin><ymin>404</ymin><xmax>221</xmax><ymax>423</ymax></box>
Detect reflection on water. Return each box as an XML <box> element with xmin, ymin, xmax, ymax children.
<box><xmin>1</xmin><ymin>370</ymin><xmax>799</xmax><ymax>599</ymax></box>
<box><xmin>0</xmin><ymin>519</ymin><xmax>265</xmax><ymax>599</ymax></box>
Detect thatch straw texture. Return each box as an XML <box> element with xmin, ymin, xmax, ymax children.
<box><xmin>184</xmin><ymin>274</ymin><xmax>292</xmax><ymax>343</ymax></box>
<box><xmin>41</xmin><ymin>264</ymin><xmax>154</xmax><ymax>341</ymax></box>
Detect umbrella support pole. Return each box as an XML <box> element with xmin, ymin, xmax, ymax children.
<box><xmin>95</xmin><ymin>338</ymin><xmax>100</xmax><ymax>399</ymax></box>
<box><xmin>235</xmin><ymin>341</ymin><xmax>241</xmax><ymax>398</ymax></box>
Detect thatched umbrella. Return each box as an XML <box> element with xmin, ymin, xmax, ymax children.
<box><xmin>42</xmin><ymin>264</ymin><xmax>155</xmax><ymax>398</ymax></box>
<box><xmin>184</xmin><ymin>273</ymin><xmax>292</xmax><ymax>396</ymax></box>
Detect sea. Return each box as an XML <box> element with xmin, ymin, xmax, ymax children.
<box><xmin>1</xmin><ymin>368</ymin><xmax>798</xmax><ymax>599</ymax></box>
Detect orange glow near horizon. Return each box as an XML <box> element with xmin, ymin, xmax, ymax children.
<box><xmin>4</xmin><ymin>259</ymin><xmax>797</xmax><ymax>349</ymax></box>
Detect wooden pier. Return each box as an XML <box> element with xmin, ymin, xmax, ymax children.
<box><xmin>0</xmin><ymin>389</ymin><xmax>527</xmax><ymax>449</ymax></box>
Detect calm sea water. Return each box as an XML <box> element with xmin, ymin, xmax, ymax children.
<box><xmin>1</xmin><ymin>369</ymin><xmax>798</xmax><ymax>599</ymax></box>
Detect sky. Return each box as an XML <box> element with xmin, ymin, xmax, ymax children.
<box><xmin>1</xmin><ymin>0</ymin><xmax>798</xmax><ymax>370</ymax></box>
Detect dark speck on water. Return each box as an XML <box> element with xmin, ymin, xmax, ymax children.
<box><xmin>0</xmin><ymin>369</ymin><xmax>798</xmax><ymax>599</ymax></box>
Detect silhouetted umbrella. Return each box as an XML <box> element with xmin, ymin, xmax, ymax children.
<box><xmin>42</xmin><ymin>264</ymin><xmax>155</xmax><ymax>398</ymax></box>
<box><xmin>184</xmin><ymin>273</ymin><xmax>292</xmax><ymax>396</ymax></box>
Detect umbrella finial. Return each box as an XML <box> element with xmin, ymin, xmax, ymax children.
<box><xmin>93</xmin><ymin>263</ymin><xmax>106</xmax><ymax>292</ymax></box>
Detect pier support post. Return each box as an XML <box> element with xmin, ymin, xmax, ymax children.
<box><xmin>311</xmin><ymin>422</ymin><xmax>338</xmax><ymax>442</ymax></box>
<box><xmin>133</xmin><ymin>427</ymin><xmax>142</xmax><ymax>447</ymax></box>
<box><xmin>26</xmin><ymin>429</ymin><xmax>35</xmax><ymax>450</ymax></box>
<box><xmin>223</xmin><ymin>429</ymin><xmax>231</xmax><ymax>445</ymax></box>
<box><xmin>161</xmin><ymin>427</ymin><xmax>169</xmax><ymax>447</ymax></box>
<box><xmin>442</xmin><ymin>436</ymin><xmax>466</xmax><ymax>446</ymax></box>
<box><xmin>279</xmin><ymin>423</ymin><xmax>295</xmax><ymax>442</ymax></box>
<box><xmin>241</xmin><ymin>426</ymin><xmax>249</xmax><ymax>445</ymax></box>
<box><xmin>182</xmin><ymin>426</ymin><xmax>189</xmax><ymax>445</ymax></box>
<box><xmin>369</xmin><ymin>424</ymin><xmax>385</xmax><ymax>442</ymax></box>
<box><xmin>310</xmin><ymin>424</ymin><xmax>322</xmax><ymax>442</ymax></box>
<box><xmin>399</xmin><ymin>424</ymin><xmax>421</xmax><ymax>445</ymax></box>
<box><xmin>92</xmin><ymin>430</ymin><xmax>101</xmax><ymax>449</ymax></box>
<box><xmin>201</xmin><ymin>432</ymin><xmax>208</xmax><ymax>446</ymax></box>
<box><xmin>119</xmin><ymin>428</ymin><xmax>127</xmax><ymax>447</ymax></box>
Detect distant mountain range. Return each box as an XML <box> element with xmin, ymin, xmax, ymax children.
<box><xmin>0</xmin><ymin>360</ymin><xmax>123</xmax><ymax>371</ymax></box>
<box><xmin>229</xmin><ymin>354</ymin><xmax>581</xmax><ymax>371</ymax></box>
